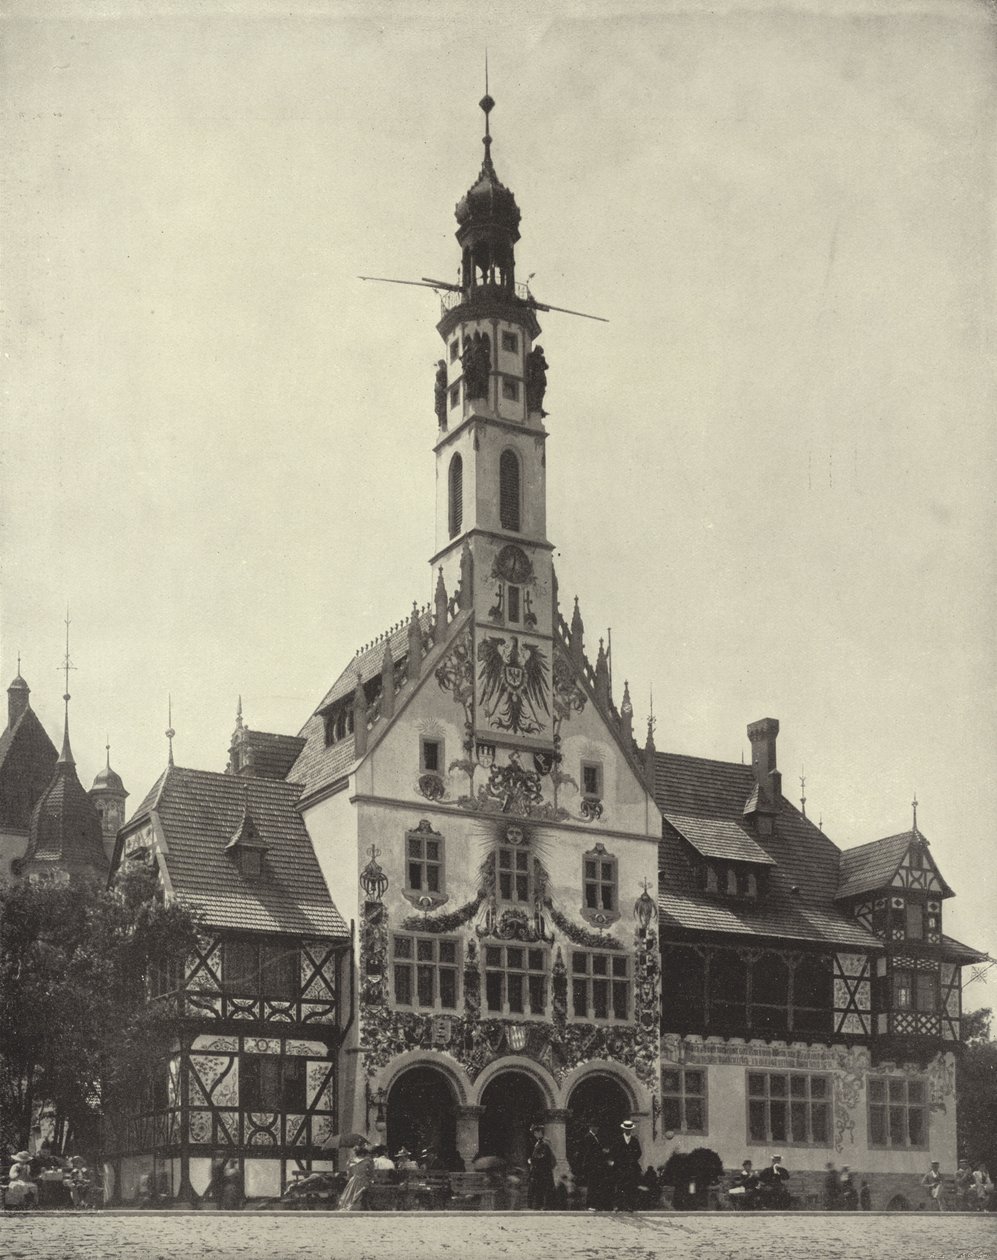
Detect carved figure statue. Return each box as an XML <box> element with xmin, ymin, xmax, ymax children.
<box><xmin>525</xmin><ymin>344</ymin><xmax>549</xmax><ymax>415</ymax></box>
<box><xmin>434</xmin><ymin>360</ymin><xmax>448</xmax><ymax>427</ymax></box>
<box><xmin>462</xmin><ymin>331</ymin><xmax>491</xmax><ymax>401</ymax></box>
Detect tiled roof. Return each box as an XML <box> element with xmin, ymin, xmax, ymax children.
<box><xmin>836</xmin><ymin>829</ymin><xmax>952</xmax><ymax>900</ymax></box>
<box><xmin>654</xmin><ymin>752</ymin><xmax>880</xmax><ymax>950</ymax></box>
<box><xmin>130</xmin><ymin>765</ymin><xmax>347</xmax><ymax>939</ymax></box>
<box><xmin>0</xmin><ymin>706</ymin><xmax>59</xmax><ymax>829</ymax></box>
<box><xmin>663</xmin><ymin>811</ymin><xmax>776</xmax><ymax>866</ymax></box>
<box><xmin>939</xmin><ymin>933</ymin><xmax>989</xmax><ymax>965</ymax></box>
<box><xmin>291</xmin><ymin>610</ymin><xmax>435</xmax><ymax>799</ymax></box>
<box><xmin>235</xmin><ymin>730</ymin><xmax>306</xmax><ymax>781</ymax></box>
<box><xmin>22</xmin><ymin>736</ymin><xmax>108</xmax><ymax>878</ymax></box>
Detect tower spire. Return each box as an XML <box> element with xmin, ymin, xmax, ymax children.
<box><xmin>912</xmin><ymin>791</ymin><xmax>918</xmax><ymax>833</ymax></box>
<box><xmin>57</xmin><ymin>605</ymin><xmax>76</xmax><ymax>765</ymax></box>
<box><xmin>800</xmin><ymin>765</ymin><xmax>807</xmax><ymax>819</ymax></box>
<box><xmin>166</xmin><ymin>694</ymin><xmax>175</xmax><ymax>767</ymax></box>
<box><xmin>480</xmin><ymin>52</ymin><xmax>495</xmax><ymax>175</ymax></box>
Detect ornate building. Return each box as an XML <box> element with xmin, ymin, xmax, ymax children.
<box><xmin>109</xmin><ymin>90</ymin><xmax>985</xmax><ymax>1208</ymax></box>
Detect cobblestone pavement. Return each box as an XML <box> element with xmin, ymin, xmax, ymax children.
<box><xmin>1</xmin><ymin>1211</ymin><xmax>995</xmax><ymax>1260</ymax></box>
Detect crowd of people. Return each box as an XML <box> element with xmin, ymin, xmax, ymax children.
<box><xmin>1</xmin><ymin>1145</ymin><xmax>95</xmax><ymax>1209</ymax></box>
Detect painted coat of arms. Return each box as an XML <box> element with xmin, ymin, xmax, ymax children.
<box><xmin>476</xmin><ymin>633</ymin><xmax>551</xmax><ymax>737</ymax></box>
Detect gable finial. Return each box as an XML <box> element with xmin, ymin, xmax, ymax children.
<box><xmin>166</xmin><ymin>693</ymin><xmax>175</xmax><ymax>767</ymax></box>
<box><xmin>912</xmin><ymin>790</ymin><xmax>918</xmax><ymax>832</ymax></box>
<box><xmin>800</xmin><ymin>765</ymin><xmax>807</xmax><ymax>819</ymax></box>
<box><xmin>106</xmin><ymin>735</ymin><xmax>111</xmax><ymax>770</ymax></box>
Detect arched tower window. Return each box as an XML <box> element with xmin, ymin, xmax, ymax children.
<box><xmin>448</xmin><ymin>453</ymin><xmax>463</xmax><ymax>539</ymax></box>
<box><xmin>499</xmin><ymin>449</ymin><xmax>521</xmax><ymax>532</ymax></box>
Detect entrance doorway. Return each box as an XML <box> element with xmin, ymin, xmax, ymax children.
<box><xmin>478</xmin><ymin>1070</ymin><xmax>546</xmax><ymax>1170</ymax></box>
<box><xmin>565</xmin><ymin>1072</ymin><xmax>632</xmax><ymax>1176</ymax></box>
<box><xmin>385</xmin><ymin>1065</ymin><xmax>458</xmax><ymax>1168</ymax></box>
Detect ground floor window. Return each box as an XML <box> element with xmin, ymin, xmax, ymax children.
<box><xmin>484</xmin><ymin>944</ymin><xmax>547</xmax><ymax>1016</ymax></box>
<box><xmin>747</xmin><ymin>1071</ymin><xmax>830</xmax><ymax>1146</ymax></box>
<box><xmin>867</xmin><ymin>1076</ymin><xmax>927</xmax><ymax>1148</ymax></box>
<box><xmin>660</xmin><ymin>1067</ymin><xmax>706</xmax><ymax>1135</ymax></box>
<box><xmin>240</xmin><ymin>1054</ymin><xmax>305</xmax><ymax>1112</ymax></box>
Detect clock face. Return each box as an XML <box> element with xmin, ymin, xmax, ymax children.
<box><xmin>494</xmin><ymin>544</ymin><xmax>533</xmax><ymax>585</ymax></box>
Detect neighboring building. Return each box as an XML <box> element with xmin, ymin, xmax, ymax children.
<box><xmin>0</xmin><ymin>669</ymin><xmax>58</xmax><ymax>877</ymax></box>
<box><xmin>107</xmin><ymin>743</ymin><xmax>350</xmax><ymax>1204</ymax></box>
<box><xmin>90</xmin><ymin>744</ymin><xmax>129</xmax><ymax>866</ymax></box>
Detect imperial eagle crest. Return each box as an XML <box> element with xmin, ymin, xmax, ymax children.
<box><xmin>476</xmin><ymin>634</ymin><xmax>550</xmax><ymax>736</ymax></box>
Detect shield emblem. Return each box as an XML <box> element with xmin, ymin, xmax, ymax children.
<box><xmin>507</xmin><ymin>1026</ymin><xmax>527</xmax><ymax>1052</ymax></box>
<box><xmin>504</xmin><ymin>664</ymin><xmax>525</xmax><ymax>691</ymax></box>
<box><xmin>533</xmin><ymin>751</ymin><xmax>554</xmax><ymax>776</ymax></box>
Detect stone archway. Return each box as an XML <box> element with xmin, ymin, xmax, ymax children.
<box><xmin>478</xmin><ymin>1069</ymin><xmax>546</xmax><ymax>1171</ymax></box>
<box><xmin>385</xmin><ymin>1064</ymin><xmax>458</xmax><ymax>1169</ymax></box>
<box><xmin>565</xmin><ymin>1071</ymin><xmax>633</xmax><ymax>1177</ymax></box>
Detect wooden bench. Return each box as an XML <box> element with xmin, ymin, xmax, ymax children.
<box><xmin>365</xmin><ymin>1168</ymin><xmax>494</xmax><ymax>1211</ymax></box>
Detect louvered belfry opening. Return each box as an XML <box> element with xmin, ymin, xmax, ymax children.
<box><xmin>448</xmin><ymin>452</ymin><xmax>463</xmax><ymax>538</ymax></box>
<box><xmin>499</xmin><ymin>448</ymin><xmax>520</xmax><ymax>531</ymax></box>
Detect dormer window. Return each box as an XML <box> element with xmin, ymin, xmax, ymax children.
<box><xmin>241</xmin><ymin>849</ymin><xmax>263</xmax><ymax>878</ymax></box>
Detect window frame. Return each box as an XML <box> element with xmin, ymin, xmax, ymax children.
<box><xmin>403</xmin><ymin>822</ymin><xmax>447</xmax><ymax>908</ymax></box>
<box><xmin>501</xmin><ymin>378</ymin><xmax>520</xmax><ymax>401</ymax></box>
<box><xmin>746</xmin><ymin>1070</ymin><xmax>832</xmax><ymax>1149</ymax></box>
<box><xmin>867</xmin><ymin>1075</ymin><xmax>928</xmax><ymax>1150</ymax></box>
<box><xmin>581</xmin><ymin>842</ymin><xmax>619</xmax><ymax>926</ymax></box>
<box><xmin>483</xmin><ymin>943</ymin><xmax>548</xmax><ymax>1018</ymax></box>
<box><xmin>420</xmin><ymin>737</ymin><xmax>443</xmax><ymax>775</ymax></box>
<box><xmin>499</xmin><ymin>448</ymin><xmax>521</xmax><ymax>532</ymax></box>
<box><xmin>239</xmin><ymin>1052</ymin><xmax>306</xmax><ymax>1114</ymax></box>
<box><xmin>501</xmin><ymin>331</ymin><xmax>519</xmax><ymax>354</ymax></box>
<box><xmin>391</xmin><ymin>932</ymin><xmax>459</xmax><ymax>1013</ymax></box>
<box><xmin>660</xmin><ymin>1067</ymin><xmax>708</xmax><ymax>1136</ymax></box>
<box><xmin>580</xmin><ymin>760</ymin><xmax>603</xmax><ymax>800</ymax></box>
<box><xmin>496</xmin><ymin>838</ymin><xmax>532</xmax><ymax>905</ymax></box>
<box><xmin>569</xmin><ymin>949</ymin><xmax>630</xmax><ymax>1023</ymax></box>
<box><xmin>222</xmin><ymin>937</ymin><xmax>299</xmax><ymax>1000</ymax></box>
<box><xmin>448</xmin><ymin>452</ymin><xmax>463</xmax><ymax>538</ymax></box>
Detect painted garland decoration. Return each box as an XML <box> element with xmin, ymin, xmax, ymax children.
<box><xmin>400</xmin><ymin>891</ymin><xmax>484</xmax><ymax>935</ymax></box>
<box><xmin>545</xmin><ymin>900</ymin><xmax>623</xmax><ymax>950</ymax></box>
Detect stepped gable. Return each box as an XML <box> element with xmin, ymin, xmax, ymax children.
<box><xmin>0</xmin><ymin>705</ymin><xmax>59</xmax><ymax>830</ymax></box>
<box><xmin>836</xmin><ymin>828</ymin><xmax>952</xmax><ymax>900</ymax></box>
<box><xmin>654</xmin><ymin>750</ymin><xmax>878</xmax><ymax>949</ymax></box>
<box><xmin>127</xmin><ymin>765</ymin><xmax>347</xmax><ymax>938</ymax></box>
<box><xmin>292</xmin><ymin>609</ymin><xmax>434</xmax><ymax>798</ymax></box>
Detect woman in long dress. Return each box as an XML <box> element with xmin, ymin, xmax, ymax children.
<box><xmin>337</xmin><ymin>1142</ymin><xmax>374</xmax><ymax>1211</ymax></box>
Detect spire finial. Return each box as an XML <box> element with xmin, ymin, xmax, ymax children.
<box><xmin>479</xmin><ymin>53</ymin><xmax>496</xmax><ymax>173</ymax></box>
<box><xmin>912</xmin><ymin>791</ymin><xmax>918</xmax><ymax>831</ymax></box>
<box><xmin>236</xmin><ymin>694</ymin><xmax>244</xmax><ymax>730</ymax></box>
<box><xmin>166</xmin><ymin>694</ymin><xmax>175</xmax><ymax>767</ymax></box>
<box><xmin>17</xmin><ymin>651</ymin><xmax>21</xmax><ymax>677</ymax></box>
<box><xmin>106</xmin><ymin>736</ymin><xmax>111</xmax><ymax>770</ymax></box>
<box><xmin>800</xmin><ymin>765</ymin><xmax>807</xmax><ymax>819</ymax></box>
<box><xmin>57</xmin><ymin>605</ymin><xmax>76</xmax><ymax>765</ymax></box>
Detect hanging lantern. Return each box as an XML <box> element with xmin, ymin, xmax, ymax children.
<box><xmin>634</xmin><ymin>878</ymin><xmax>657</xmax><ymax>935</ymax></box>
<box><xmin>360</xmin><ymin>844</ymin><xmax>389</xmax><ymax>902</ymax></box>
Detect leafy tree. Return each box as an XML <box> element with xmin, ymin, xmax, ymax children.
<box><xmin>958</xmin><ymin>1005</ymin><xmax>997</xmax><ymax>1173</ymax></box>
<box><xmin>0</xmin><ymin>867</ymin><xmax>200</xmax><ymax>1158</ymax></box>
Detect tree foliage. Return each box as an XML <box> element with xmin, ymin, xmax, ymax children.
<box><xmin>958</xmin><ymin>1005</ymin><xmax>997</xmax><ymax>1172</ymax></box>
<box><xmin>0</xmin><ymin>868</ymin><xmax>200</xmax><ymax>1156</ymax></box>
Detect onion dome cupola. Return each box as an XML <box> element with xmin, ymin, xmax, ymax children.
<box><xmin>455</xmin><ymin>90</ymin><xmax>522</xmax><ymax>297</ymax></box>
<box><xmin>90</xmin><ymin>741</ymin><xmax>129</xmax><ymax>863</ymax></box>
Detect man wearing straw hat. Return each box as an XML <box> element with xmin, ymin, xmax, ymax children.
<box><xmin>608</xmin><ymin>1120</ymin><xmax>642</xmax><ymax>1212</ymax></box>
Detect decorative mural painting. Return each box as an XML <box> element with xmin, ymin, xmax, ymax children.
<box><xmin>456</xmin><ymin>751</ymin><xmax>568</xmax><ymax>821</ymax></box>
<box><xmin>476</xmin><ymin>633</ymin><xmax>551</xmax><ymax>738</ymax></box>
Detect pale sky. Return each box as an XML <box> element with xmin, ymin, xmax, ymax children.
<box><xmin>2</xmin><ymin>1</ymin><xmax>995</xmax><ymax>1004</ymax></box>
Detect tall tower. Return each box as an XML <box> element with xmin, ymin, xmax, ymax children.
<box><xmin>433</xmin><ymin>90</ymin><xmax>555</xmax><ymax>753</ymax></box>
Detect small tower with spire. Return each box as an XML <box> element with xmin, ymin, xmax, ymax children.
<box><xmin>90</xmin><ymin>740</ymin><xmax>129</xmax><ymax>863</ymax></box>
<box><xmin>18</xmin><ymin>612</ymin><xmax>107</xmax><ymax>882</ymax></box>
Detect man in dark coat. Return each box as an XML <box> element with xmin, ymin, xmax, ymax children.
<box><xmin>758</xmin><ymin>1153</ymin><xmax>791</xmax><ymax>1209</ymax></box>
<box><xmin>581</xmin><ymin>1123</ymin><xmax>610</xmax><ymax>1211</ymax></box>
<box><xmin>608</xmin><ymin>1120</ymin><xmax>642</xmax><ymax>1211</ymax></box>
<box><xmin>527</xmin><ymin>1123</ymin><xmax>556</xmax><ymax>1210</ymax></box>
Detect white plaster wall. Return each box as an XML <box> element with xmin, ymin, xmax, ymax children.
<box><xmin>301</xmin><ymin>786</ymin><xmax>360</xmax><ymax>939</ymax></box>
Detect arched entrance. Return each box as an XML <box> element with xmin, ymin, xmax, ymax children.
<box><xmin>385</xmin><ymin>1065</ymin><xmax>458</xmax><ymax>1168</ymax></box>
<box><xmin>565</xmin><ymin>1072</ymin><xmax>632</xmax><ymax>1176</ymax></box>
<box><xmin>478</xmin><ymin>1070</ymin><xmax>545</xmax><ymax>1170</ymax></box>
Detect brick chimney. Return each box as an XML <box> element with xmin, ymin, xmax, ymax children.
<box><xmin>747</xmin><ymin>717</ymin><xmax>781</xmax><ymax>805</ymax></box>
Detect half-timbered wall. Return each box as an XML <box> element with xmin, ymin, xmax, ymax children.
<box><xmin>832</xmin><ymin>952</ymin><xmax>873</xmax><ymax>1036</ymax></box>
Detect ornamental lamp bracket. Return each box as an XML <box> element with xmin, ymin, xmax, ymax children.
<box><xmin>634</xmin><ymin>878</ymin><xmax>657</xmax><ymax>936</ymax></box>
<box><xmin>360</xmin><ymin>844</ymin><xmax>389</xmax><ymax>902</ymax></box>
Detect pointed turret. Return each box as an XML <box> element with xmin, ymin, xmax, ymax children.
<box><xmin>643</xmin><ymin>710</ymin><xmax>657</xmax><ymax>785</ymax></box>
<box><xmin>7</xmin><ymin>666</ymin><xmax>30</xmax><ymax>728</ymax></box>
<box><xmin>408</xmin><ymin>601</ymin><xmax>424</xmax><ymax>680</ymax></box>
<box><xmin>570</xmin><ymin>597</ymin><xmax>585</xmax><ymax>669</ymax></box>
<box><xmin>620</xmin><ymin>680</ymin><xmax>634</xmax><ymax>745</ymax></box>
<box><xmin>381</xmin><ymin>640</ymin><xmax>395</xmax><ymax>720</ymax></box>
<box><xmin>595</xmin><ymin>638</ymin><xmax>610</xmax><ymax>710</ymax></box>
<box><xmin>434</xmin><ymin>567</ymin><xmax>449</xmax><ymax>632</ymax></box>
<box><xmin>90</xmin><ymin>741</ymin><xmax>129</xmax><ymax>864</ymax></box>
